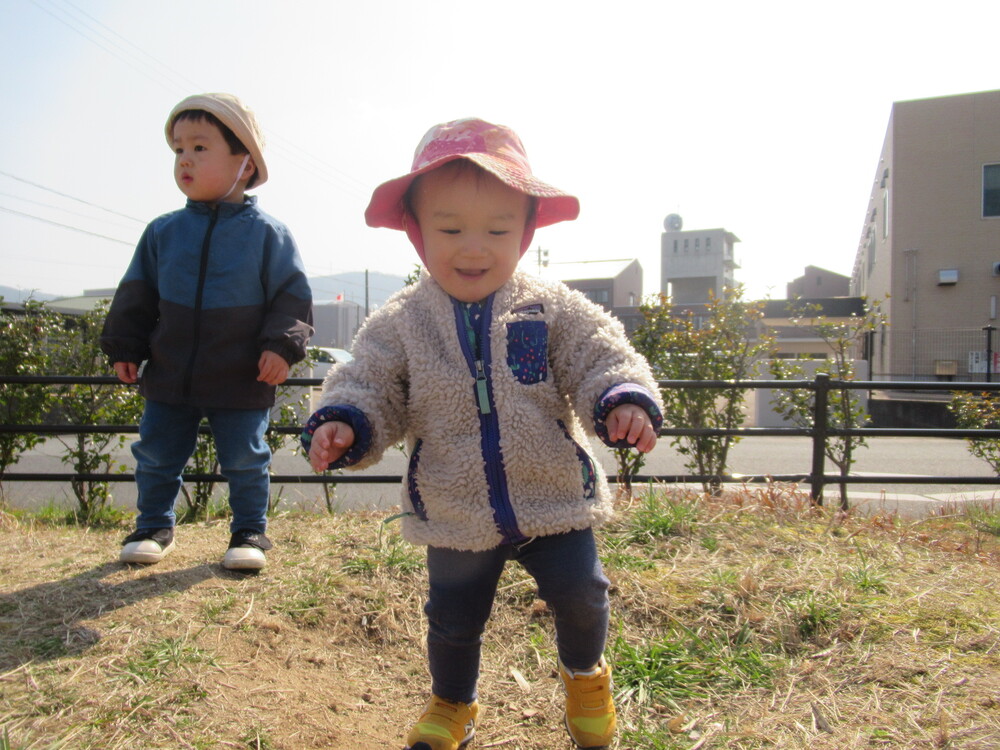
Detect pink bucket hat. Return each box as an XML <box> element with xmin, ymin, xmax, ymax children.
<box><xmin>365</xmin><ymin>118</ymin><xmax>579</xmax><ymax>259</ymax></box>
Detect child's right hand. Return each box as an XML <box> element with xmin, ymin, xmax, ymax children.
<box><xmin>114</xmin><ymin>361</ymin><xmax>139</xmax><ymax>384</ymax></box>
<box><xmin>309</xmin><ymin>420</ymin><xmax>355</xmax><ymax>472</ymax></box>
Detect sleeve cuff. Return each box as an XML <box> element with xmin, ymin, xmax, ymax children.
<box><xmin>300</xmin><ymin>405</ymin><xmax>373</xmax><ymax>469</ymax></box>
<box><xmin>593</xmin><ymin>383</ymin><xmax>664</xmax><ymax>448</ymax></box>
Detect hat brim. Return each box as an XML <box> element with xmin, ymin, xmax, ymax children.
<box><xmin>364</xmin><ymin>153</ymin><xmax>579</xmax><ymax>230</ymax></box>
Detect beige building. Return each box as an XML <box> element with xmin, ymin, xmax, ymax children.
<box><xmin>787</xmin><ymin>266</ymin><xmax>850</xmax><ymax>300</ymax></box>
<box><xmin>552</xmin><ymin>258</ymin><xmax>643</xmax><ymax>310</ymax></box>
<box><xmin>660</xmin><ymin>214</ymin><xmax>740</xmax><ymax>304</ymax></box>
<box><xmin>852</xmin><ymin>89</ymin><xmax>1000</xmax><ymax>381</ymax></box>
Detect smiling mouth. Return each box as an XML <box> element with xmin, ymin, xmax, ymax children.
<box><xmin>456</xmin><ymin>269</ymin><xmax>487</xmax><ymax>278</ymax></box>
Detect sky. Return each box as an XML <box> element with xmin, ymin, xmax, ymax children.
<box><xmin>2</xmin><ymin>0</ymin><xmax>999</xmax><ymax>306</ymax></box>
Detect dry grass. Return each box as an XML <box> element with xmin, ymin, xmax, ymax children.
<box><xmin>1</xmin><ymin>485</ymin><xmax>999</xmax><ymax>749</ymax></box>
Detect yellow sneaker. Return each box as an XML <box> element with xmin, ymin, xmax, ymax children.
<box><xmin>404</xmin><ymin>695</ymin><xmax>479</xmax><ymax>750</ymax></box>
<box><xmin>559</xmin><ymin>658</ymin><xmax>617</xmax><ymax>748</ymax></box>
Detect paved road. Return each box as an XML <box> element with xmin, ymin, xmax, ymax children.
<box><xmin>4</xmin><ymin>435</ymin><xmax>998</xmax><ymax>519</ymax></box>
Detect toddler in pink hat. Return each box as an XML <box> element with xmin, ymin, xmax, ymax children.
<box><xmin>302</xmin><ymin>117</ymin><xmax>664</xmax><ymax>750</ymax></box>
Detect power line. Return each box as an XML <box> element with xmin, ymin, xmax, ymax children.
<box><xmin>0</xmin><ymin>189</ymin><xmax>141</xmax><ymax>231</ymax></box>
<box><xmin>28</xmin><ymin>0</ymin><xmax>192</xmax><ymax>97</ymax></box>
<box><xmin>0</xmin><ymin>205</ymin><xmax>133</xmax><ymax>245</ymax></box>
<box><xmin>0</xmin><ymin>170</ymin><xmax>146</xmax><ymax>224</ymax></box>
<box><xmin>28</xmin><ymin>0</ymin><xmax>372</xmax><ymax>201</ymax></box>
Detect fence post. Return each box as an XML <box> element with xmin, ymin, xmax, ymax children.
<box><xmin>810</xmin><ymin>373</ymin><xmax>830</xmax><ymax>505</ymax></box>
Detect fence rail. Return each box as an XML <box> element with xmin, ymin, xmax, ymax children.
<box><xmin>3</xmin><ymin>374</ymin><xmax>1000</xmax><ymax>505</ymax></box>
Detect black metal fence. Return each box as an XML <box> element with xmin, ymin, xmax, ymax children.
<box><xmin>3</xmin><ymin>374</ymin><xmax>1000</xmax><ymax>505</ymax></box>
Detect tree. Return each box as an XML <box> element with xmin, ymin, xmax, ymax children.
<box><xmin>768</xmin><ymin>299</ymin><xmax>885</xmax><ymax>510</ymax></box>
<box><xmin>0</xmin><ymin>299</ymin><xmax>61</xmax><ymax>503</ymax></box>
<box><xmin>48</xmin><ymin>302</ymin><xmax>144</xmax><ymax>523</ymax></box>
<box><xmin>631</xmin><ymin>288</ymin><xmax>773</xmax><ymax>495</ymax></box>
<box><xmin>948</xmin><ymin>391</ymin><xmax>1000</xmax><ymax>474</ymax></box>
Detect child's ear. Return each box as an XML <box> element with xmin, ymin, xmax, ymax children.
<box><xmin>241</xmin><ymin>156</ymin><xmax>257</xmax><ymax>181</ymax></box>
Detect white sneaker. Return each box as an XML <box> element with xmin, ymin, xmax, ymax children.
<box><xmin>120</xmin><ymin>528</ymin><xmax>175</xmax><ymax>564</ymax></box>
<box><xmin>222</xmin><ymin>530</ymin><xmax>272</xmax><ymax>570</ymax></box>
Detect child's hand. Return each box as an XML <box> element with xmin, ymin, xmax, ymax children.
<box><xmin>309</xmin><ymin>420</ymin><xmax>355</xmax><ymax>471</ymax></box>
<box><xmin>113</xmin><ymin>361</ymin><xmax>139</xmax><ymax>384</ymax></box>
<box><xmin>258</xmin><ymin>351</ymin><xmax>290</xmax><ymax>385</ymax></box>
<box><xmin>606</xmin><ymin>404</ymin><xmax>658</xmax><ymax>453</ymax></box>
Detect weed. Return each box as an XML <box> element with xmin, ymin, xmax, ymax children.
<box><xmin>783</xmin><ymin>590</ymin><xmax>841</xmax><ymax>638</ymax></box>
<box><xmin>965</xmin><ymin>502</ymin><xmax>1000</xmax><ymax>536</ymax></box>
<box><xmin>602</xmin><ymin>550</ymin><xmax>656</xmax><ymax>571</ymax></box>
<box><xmin>611</xmin><ymin>624</ymin><xmax>771</xmax><ymax>710</ymax></box>
<box><xmin>622</xmin><ymin>491</ymin><xmax>699</xmax><ymax>544</ymax></box>
<box><xmin>274</xmin><ymin>573</ymin><xmax>336</xmax><ymax>627</ymax></box>
<box><xmin>241</xmin><ymin>726</ymin><xmax>276</xmax><ymax>749</ymax></box>
<box><xmin>341</xmin><ymin>525</ymin><xmax>424</xmax><ymax>576</ymax></box>
<box><xmin>121</xmin><ymin>637</ymin><xmax>211</xmax><ymax>684</ymax></box>
<box><xmin>199</xmin><ymin>593</ymin><xmax>237</xmax><ymax>623</ymax></box>
<box><xmin>618</xmin><ymin>721</ymin><xmax>686</xmax><ymax>749</ymax></box>
<box><xmin>844</xmin><ymin>540</ymin><xmax>889</xmax><ymax>593</ymax></box>
<box><xmin>26</xmin><ymin>502</ymin><xmax>131</xmax><ymax>528</ymax></box>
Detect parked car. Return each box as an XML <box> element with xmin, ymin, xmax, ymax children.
<box><xmin>308</xmin><ymin>346</ymin><xmax>354</xmax><ymax>382</ymax></box>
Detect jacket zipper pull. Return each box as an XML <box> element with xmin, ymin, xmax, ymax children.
<box><xmin>475</xmin><ymin>359</ymin><xmax>491</xmax><ymax>414</ymax></box>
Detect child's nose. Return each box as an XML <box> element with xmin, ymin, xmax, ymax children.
<box><xmin>462</xmin><ymin>234</ymin><xmax>490</xmax><ymax>255</ymax></box>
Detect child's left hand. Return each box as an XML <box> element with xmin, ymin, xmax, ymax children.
<box><xmin>257</xmin><ymin>351</ymin><xmax>290</xmax><ymax>385</ymax></box>
<box><xmin>606</xmin><ymin>404</ymin><xmax>658</xmax><ymax>453</ymax></box>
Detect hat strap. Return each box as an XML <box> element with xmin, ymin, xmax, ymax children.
<box><xmin>221</xmin><ymin>154</ymin><xmax>251</xmax><ymax>202</ymax></box>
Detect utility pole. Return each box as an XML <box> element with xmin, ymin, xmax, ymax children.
<box><xmin>365</xmin><ymin>269</ymin><xmax>369</xmax><ymax>318</ymax></box>
<box><xmin>536</xmin><ymin>245</ymin><xmax>549</xmax><ymax>274</ymax></box>
<box><xmin>984</xmin><ymin>325</ymin><xmax>996</xmax><ymax>382</ymax></box>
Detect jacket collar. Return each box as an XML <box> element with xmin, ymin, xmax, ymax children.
<box><xmin>185</xmin><ymin>194</ymin><xmax>257</xmax><ymax>218</ymax></box>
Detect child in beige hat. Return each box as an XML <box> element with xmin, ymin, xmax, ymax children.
<box><xmin>101</xmin><ymin>93</ymin><xmax>313</xmax><ymax>571</ymax></box>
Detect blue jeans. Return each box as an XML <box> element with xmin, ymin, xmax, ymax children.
<box><xmin>132</xmin><ymin>400</ymin><xmax>272</xmax><ymax>534</ymax></box>
<box><xmin>425</xmin><ymin>528</ymin><xmax>610</xmax><ymax>704</ymax></box>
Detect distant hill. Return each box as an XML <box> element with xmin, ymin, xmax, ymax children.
<box><xmin>309</xmin><ymin>271</ymin><xmax>408</xmax><ymax>308</ymax></box>
<box><xmin>0</xmin><ymin>285</ymin><xmax>60</xmax><ymax>303</ymax></box>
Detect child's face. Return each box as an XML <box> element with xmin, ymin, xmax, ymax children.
<box><xmin>171</xmin><ymin>117</ymin><xmax>252</xmax><ymax>206</ymax></box>
<box><xmin>413</xmin><ymin>166</ymin><xmax>531</xmax><ymax>303</ymax></box>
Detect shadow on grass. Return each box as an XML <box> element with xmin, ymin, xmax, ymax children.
<box><xmin>0</xmin><ymin>561</ymin><xmax>237</xmax><ymax>670</ymax></box>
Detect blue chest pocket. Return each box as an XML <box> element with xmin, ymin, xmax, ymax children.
<box><xmin>506</xmin><ymin>320</ymin><xmax>548</xmax><ymax>384</ymax></box>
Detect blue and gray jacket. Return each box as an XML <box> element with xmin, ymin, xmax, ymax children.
<box><xmin>101</xmin><ymin>197</ymin><xmax>313</xmax><ymax>409</ymax></box>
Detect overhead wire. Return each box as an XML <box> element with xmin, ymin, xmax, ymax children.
<box><xmin>0</xmin><ymin>206</ymin><xmax>133</xmax><ymax>245</ymax></box>
<box><xmin>0</xmin><ymin>170</ymin><xmax>146</xmax><ymax>225</ymax></box>
<box><xmin>8</xmin><ymin>0</ymin><xmax>383</xmax><ymax>289</ymax></box>
<box><xmin>0</xmin><ymin>189</ymin><xmax>141</xmax><ymax>232</ymax></box>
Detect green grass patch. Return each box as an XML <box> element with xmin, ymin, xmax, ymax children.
<box><xmin>611</xmin><ymin>623</ymin><xmax>772</xmax><ymax>709</ymax></box>
<box><xmin>120</xmin><ymin>637</ymin><xmax>212</xmax><ymax>684</ymax></box>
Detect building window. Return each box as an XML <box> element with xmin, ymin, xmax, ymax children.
<box><xmin>706</xmin><ymin>237</ymin><xmax>712</xmax><ymax>250</ymax></box>
<box><xmin>882</xmin><ymin>189</ymin><xmax>889</xmax><ymax>238</ymax></box>
<box><xmin>586</xmin><ymin>289</ymin><xmax>610</xmax><ymax>304</ymax></box>
<box><xmin>684</xmin><ymin>239</ymin><xmax>689</xmax><ymax>251</ymax></box>
<box><xmin>985</xmin><ymin>164</ymin><xmax>1000</xmax><ymax>217</ymax></box>
<box><xmin>695</xmin><ymin>238</ymin><xmax>700</xmax><ymax>250</ymax></box>
<box><xmin>867</xmin><ymin>227</ymin><xmax>876</xmax><ymax>274</ymax></box>
<box><xmin>673</xmin><ymin>239</ymin><xmax>678</xmax><ymax>253</ymax></box>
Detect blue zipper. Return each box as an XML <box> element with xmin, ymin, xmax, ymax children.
<box><xmin>453</xmin><ymin>297</ymin><xmax>524</xmax><ymax>544</ymax></box>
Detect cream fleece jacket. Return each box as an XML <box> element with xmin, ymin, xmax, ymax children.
<box><xmin>303</xmin><ymin>270</ymin><xmax>663</xmax><ymax>551</ymax></box>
